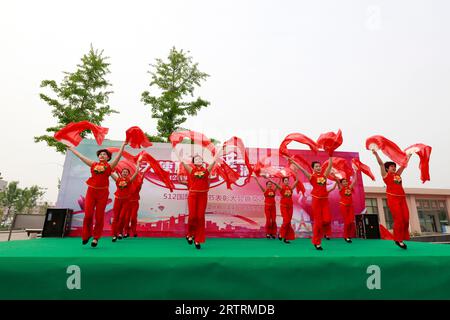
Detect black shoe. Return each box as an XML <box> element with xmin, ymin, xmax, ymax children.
<box><xmin>91</xmin><ymin>239</ymin><xmax>98</xmax><ymax>248</ymax></box>
<box><xmin>112</xmin><ymin>236</ymin><xmax>117</xmax><ymax>242</ymax></box>
<box><xmin>325</xmin><ymin>236</ymin><xmax>330</xmax><ymax>240</ymax></box>
<box><xmin>82</xmin><ymin>239</ymin><xmax>89</xmax><ymax>245</ymax></box>
<box><xmin>118</xmin><ymin>234</ymin><xmax>123</xmax><ymax>240</ymax></box>
<box><xmin>345</xmin><ymin>238</ymin><xmax>352</xmax><ymax>243</ymax></box>
<box><xmin>395</xmin><ymin>241</ymin><xmax>407</xmax><ymax>250</ymax></box>
<box><xmin>124</xmin><ymin>234</ymin><xmax>129</xmax><ymax>239</ymax></box>
<box><xmin>283</xmin><ymin>239</ymin><xmax>291</xmax><ymax>244</ymax></box>
<box><xmin>271</xmin><ymin>235</ymin><xmax>276</xmax><ymax>239</ymax></box>
<box><xmin>314</xmin><ymin>245</ymin><xmax>323</xmax><ymax>251</ymax></box>
<box><xmin>133</xmin><ymin>234</ymin><xmax>138</xmax><ymax>238</ymax></box>
<box><xmin>186</xmin><ymin>236</ymin><xmax>193</xmax><ymax>245</ymax></box>
<box><xmin>195</xmin><ymin>243</ymin><xmax>201</xmax><ymax>250</ymax></box>
<box><xmin>278</xmin><ymin>235</ymin><xmax>282</xmax><ymax>241</ymax></box>
<box><xmin>266</xmin><ymin>234</ymin><xmax>271</xmax><ymax>239</ymax></box>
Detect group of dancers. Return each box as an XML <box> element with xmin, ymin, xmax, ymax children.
<box><xmin>66</xmin><ymin>138</ymin><xmax>413</xmax><ymax>251</ymax></box>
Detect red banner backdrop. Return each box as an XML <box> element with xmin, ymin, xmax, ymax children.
<box><xmin>57</xmin><ymin>140</ymin><xmax>366</xmax><ymax>238</ymax></box>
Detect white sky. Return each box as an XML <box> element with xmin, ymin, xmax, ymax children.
<box><xmin>1</xmin><ymin>0</ymin><xmax>450</xmax><ymax>203</ymax></box>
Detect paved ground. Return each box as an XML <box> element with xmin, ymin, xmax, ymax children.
<box><xmin>0</xmin><ymin>231</ymin><xmax>32</xmax><ymax>242</ymax></box>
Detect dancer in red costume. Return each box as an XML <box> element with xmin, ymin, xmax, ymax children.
<box><xmin>123</xmin><ymin>169</ymin><xmax>145</xmax><ymax>238</ymax></box>
<box><xmin>333</xmin><ymin>171</ymin><xmax>357</xmax><ymax>243</ymax></box>
<box><xmin>110</xmin><ymin>163</ymin><xmax>140</xmax><ymax>242</ymax></box>
<box><xmin>372</xmin><ymin>150</ymin><xmax>412</xmax><ymax>249</ymax></box>
<box><xmin>67</xmin><ymin>141</ymin><xmax>127</xmax><ymax>247</ymax></box>
<box><xmin>265</xmin><ymin>175</ymin><xmax>299</xmax><ymax>244</ymax></box>
<box><xmin>288</xmin><ymin>156</ymin><xmax>333</xmax><ymax>250</ymax></box>
<box><xmin>175</xmin><ymin>151</ymin><xmax>223</xmax><ymax>250</ymax></box>
<box><xmin>253</xmin><ymin>174</ymin><xmax>278</xmax><ymax>239</ymax></box>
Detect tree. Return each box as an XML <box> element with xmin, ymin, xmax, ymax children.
<box><xmin>0</xmin><ymin>181</ymin><xmax>21</xmax><ymax>226</ymax></box>
<box><xmin>141</xmin><ymin>47</ymin><xmax>210</xmax><ymax>141</ymax></box>
<box><xmin>0</xmin><ymin>182</ymin><xmax>46</xmax><ymax>226</ymax></box>
<box><xmin>35</xmin><ymin>45</ymin><xmax>117</xmax><ymax>153</ymax></box>
<box><xmin>15</xmin><ymin>186</ymin><xmax>46</xmax><ymax>214</ymax></box>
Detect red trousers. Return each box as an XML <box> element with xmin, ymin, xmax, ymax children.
<box><xmin>387</xmin><ymin>195</ymin><xmax>410</xmax><ymax>242</ymax></box>
<box><xmin>111</xmin><ymin>197</ymin><xmax>130</xmax><ymax>236</ymax></box>
<box><xmin>311</xmin><ymin>197</ymin><xmax>331</xmax><ymax>245</ymax></box>
<box><xmin>339</xmin><ymin>204</ymin><xmax>355</xmax><ymax>239</ymax></box>
<box><xmin>264</xmin><ymin>203</ymin><xmax>277</xmax><ymax>236</ymax></box>
<box><xmin>280</xmin><ymin>204</ymin><xmax>295</xmax><ymax>240</ymax></box>
<box><xmin>83</xmin><ymin>187</ymin><xmax>109</xmax><ymax>241</ymax></box>
<box><xmin>124</xmin><ymin>200</ymin><xmax>139</xmax><ymax>236</ymax></box>
<box><xmin>187</xmin><ymin>192</ymin><xmax>208</xmax><ymax>243</ymax></box>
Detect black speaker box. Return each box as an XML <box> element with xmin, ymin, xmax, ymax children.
<box><xmin>42</xmin><ymin>208</ymin><xmax>73</xmax><ymax>237</ymax></box>
<box><xmin>355</xmin><ymin>214</ymin><xmax>381</xmax><ymax>239</ymax></box>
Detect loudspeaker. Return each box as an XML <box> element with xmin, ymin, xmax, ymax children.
<box><xmin>355</xmin><ymin>214</ymin><xmax>380</xmax><ymax>239</ymax></box>
<box><xmin>42</xmin><ymin>208</ymin><xmax>73</xmax><ymax>238</ymax></box>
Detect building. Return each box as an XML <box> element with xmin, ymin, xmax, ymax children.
<box><xmin>364</xmin><ymin>186</ymin><xmax>450</xmax><ymax>236</ymax></box>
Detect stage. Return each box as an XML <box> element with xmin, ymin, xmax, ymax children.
<box><xmin>1</xmin><ymin>238</ymin><xmax>450</xmax><ymax>300</ymax></box>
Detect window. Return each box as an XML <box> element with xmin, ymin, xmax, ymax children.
<box><xmin>365</xmin><ymin>198</ymin><xmax>379</xmax><ymax>215</ymax></box>
<box><xmin>416</xmin><ymin>199</ymin><xmax>449</xmax><ymax>233</ymax></box>
<box><xmin>382</xmin><ymin>198</ymin><xmax>394</xmax><ymax>230</ymax></box>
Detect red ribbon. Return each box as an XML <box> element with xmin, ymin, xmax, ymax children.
<box><xmin>125</xmin><ymin>126</ymin><xmax>153</xmax><ymax>149</ymax></box>
<box><xmin>54</xmin><ymin>121</ymin><xmax>109</xmax><ymax>147</ymax></box>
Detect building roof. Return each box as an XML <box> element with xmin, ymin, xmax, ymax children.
<box><xmin>364</xmin><ymin>186</ymin><xmax>450</xmax><ymax>196</ymax></box>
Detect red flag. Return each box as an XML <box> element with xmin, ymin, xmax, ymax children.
<box><xmin>365</xmin><ymin>135</ymin><xmax>408</xmax><ymax>167</ymax></box>
<box><xmin>317</xmin><ymin>129</ymin><xmax>343</xmax><ymax>156</ymax></box>
<box><xmin>126</xmin><ymin>126</ymin><xmax>153</xmax><ymax>149</ymax></box>
<box><xmin>54</xmin><ymin>121</ymin><xmax>109</xmax><ymax>147</ymax></box>
<box><xmin>404</xmin><ymin>144</ymin><xmax>432</xmax><ymax>183</ymax></box>
<box><xmin>279</xmin><ymin>133</ymin><xmax>319</xmax><ymax>156</ymax></box>
<box><xmin>351</xmin><ymin>158</ymin><xmax>376</xmax><ymax>181</ymax></box>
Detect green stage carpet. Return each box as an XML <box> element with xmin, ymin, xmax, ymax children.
<box><xmin>1</xmin><ymin>238</ymin><xmax>449</xmax><ymax>300</ymax></box>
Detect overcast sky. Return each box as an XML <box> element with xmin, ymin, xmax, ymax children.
<box><xmin>1</xmin><ymin>0</ymin><xmax>450</xmax><ymax>203</ymax></box>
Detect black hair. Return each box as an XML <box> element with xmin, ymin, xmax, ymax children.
<box><xmin>282</xmin><ymin>177</ymin><xmax>290</xmax><ymax>182</ymax></box>
<box><xmin>311</xmin><ymin>161</ymin><xmax>320</xmax><ymax>169</ymax></box>
<box><xmin>384</xmin><ymin>161</ymin><xmax>396</xmax><ymax>171</ymax></box>
<box><xmin>96</xmin><ymin>149</ymin><xmax>112</xmax><ymax>161</ymax></box>
<box><xmin>266</xmin><ymin>181</ymin><xmax>273</xmax><ymax>186</ymax></box>
<box><xmin>121</xmin><ymin>168</ymin><xmax>130</xmax><ymax>174</ymax></box>
<box><xmin>340</xmin><ymin>178</ymin><xmax>347</xmax><ymax>183</ymax></box>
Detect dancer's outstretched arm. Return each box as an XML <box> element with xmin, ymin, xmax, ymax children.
<box><xmin>208</xmin><ymin>149</ymin><xmax>223</xmax><ymax>173</ymax></box>
<box><xmin>349</xmin><ymin>171</ymin><xmax>358</xmax><ymax>189</ymax></box>
<box><xmin>68</xmin><ymin>147</ymin><xmax>94</xmax><ymax>167</ymax></box>
<box><xmin>372</xmin><ymin>150</ymin><xmax>387</xmax><ymax>178</ymax></box>
<box><xmin>397</xmin><ymin>153</ymin><xmax>412</xmax><ymax>176</ymax></box>
<box><xmin>285</xmin><ymin>155</ymin><xmax>311</xmax><ymax>180</ymax></box>
<box><xmin>324</xmin><ymin>156</ymin><xmax>333</xmax><ymax>177</ymax></box>
<box><xmin>252</xmin><ymin>174</ymin><xmax>266</xmax><ymax>193</ymax></box>
<box><xmin>175</xmin><ymin>149</ymin><xmax>193</xmax><ymax>174</ymax></box>
<box><xmin>110</xmin><ymin>141</ymin><xmax>128</xmax><ymax>170</ymax></box>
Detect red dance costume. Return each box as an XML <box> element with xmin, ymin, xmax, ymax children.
<box><xmin>279</xmin><ymin>185</ymin><xmax>295</xmax><ymax>241</ymax></box>
<box><xmin>187</xmin><ymin>166</ymin><xmax>210</xmax><ymax>243</ymax></box>
<box><xmin>339</xmin><ymin>186</ymin><xmax>355</xmax><ymax>239</ymax></box>
<box><xmin>264</xmin><ymin>188</ymin><xmax>277</xmax><ymax>236</ymax></box>
<box><xmin>383</xmin><ymin>172</ymin><xmax>410</xmax><ymax>242</ymax></box>
<box><xmin>124</xmin><ymin>175</ymin><xmax>144</xmax><ymax>236</ymax></box>
<box><xmin>111</xmin><ymin>176</ymin><xmax>132</xmax><ymax>236</ymax></box>
<box><xmin>310</xmin><ymin>173</ymin><xmax>331</xmax><ymax>245</ymax></box>
<box><xmin>83</xmin><ymin>161</ymin><xmax>112</xmax><ymax>241</ymax></box>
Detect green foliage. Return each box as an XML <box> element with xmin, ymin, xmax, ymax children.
<box><xmin>141</xmin><ymin>47</ymin><xmax>210</xmax><ymax>141</ymax></box>
<box><xmin>0</xmin><ymin>182</ymin><xmax>46</xmax><ymax>226</ymax></box>
<box><xmin>35</xmin><ymin>45</ymin><xmax>117</xmax><ymax>153</ymax></box>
